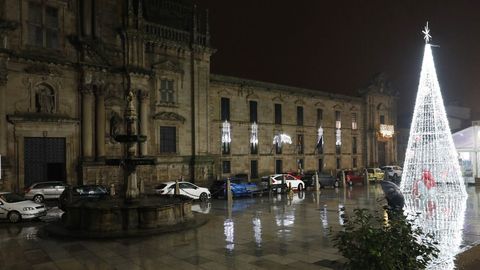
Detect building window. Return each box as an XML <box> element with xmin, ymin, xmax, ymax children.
<box><xmin>221</xmin><ymin>97</ymin><xmax>230</xmax><ymax>121</ymax></box>
<box><xmin>317</xmin><ymin>109</ymin><xmax>323</xmax><ymax>125</ymax></box>
<box><xmin>336</xmin><ymin>158</ymin><xmax>341</xmax><ymax>170</ymax></box>
<box><xmin>352</xmin><ymin>157</ymin><xmax>357</xmax><ymax>169</ymax></box>
<box><xmin>250</xmin><ymin>160</ymin><xmax>258</xmax><ymax>179</ymax></box>
<box><xmin>297</xmin><ymin>106</ymin><xmax>304</xmax><ymax>126</ymax></box>
<box><xmin>28</xmin><ymin>3</ymin><xmax>59</xmax><ymax>49</ymax></box>
<box><xmin>275</xmin><ymin>159</ymin><xmax>283</xmax><ymax>174</ymax></box>
<box><xmin>380</xmin><ymin>114</ymin><xmax>385</xmax><ymax>124</ymax></box>
<box><xmin>335</xmin><ymin>130</ymin><xmax>341</xmax><ymax>154</ymax></box>
<box><xmin>251</xmin><ymin>144</ymin><xmax>258</xmax><ymax>155</ymax></box>
<box><xmin>298</xmin><ymin>159</ymin><xmax>304</xmax><ymax>172</ymax></box>
<box><xmin>160</xmin><ymin>79</ymin><xmax>174</xmax><ymax>103</ymax></box>
<box><xmin>160</xmin><ymin>126</ymin><xmax>176</xmax><ymax>153</ymax></box>
<box><xmin>222</xmin><ymin>141</ymin><xmax>230</xmax><ymax>155</ymax></box>
<box><xmin>297</xmin><ymin>134</ymin><xmax>304</xmax><ymax>154</ymax></box>
<box><xmin>249</xmin><ymin>100</ymin><xmax>257</xmax><ymax>123</ymax></box>
<box><xmin>274</xmin><ymin>104</ymin><xmax>282</xmax><ymax>125</ymax></box>
<box><xmin>318</xmin><ymin>159</ymin><xmax>323</xmax><ymax>173</ymax></box>
<box><xmin>351</xmin><ymin>113</ymin><xmax>358</xmax><ymax>130</ymax></box>
<box><xmin>275</xmin><ymin>142</ymin><xmax>282</xmax><ymax>154</ymax></box>
<box><xmin>352</xmin><ymin>136</ymin><xmax>357</xmax><ymax>154</ymax></box>
<box><xmin>335</xmin><ymin>111</ymin><xmax>341</xmax><ymax>129</ymax></box>
<box><xmin>222</xmin><ymin>161</ymin><xmax>231</xmax><ymax>174</ymax></box>
<box><xmin>317</xmin><ymin>142</ymin><xmax>323</xmax><ymax>154</ymax></box>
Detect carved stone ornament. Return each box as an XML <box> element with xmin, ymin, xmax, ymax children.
<box><xmin>152</xmin><ymin>60</ymin><xmax>184</xmax><ymax>74</ymax></box>
<box><xmin>24</xmin><ymin>64</ymin><xmax>62</xmax><ymax>77</ymax></box>
<box><xmin>152</xmin><ymin>111</ymin><xmax>185</xmax><ymax>122</ymax></box>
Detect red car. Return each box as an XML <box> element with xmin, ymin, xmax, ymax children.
<box><xmin>285</xmin><ymin>172</ymin><xmax>303</xmax><ymax>180</ymax></box>
<box><xmin>338</xmin><ymin>170</ymin><xmax>364</xmax><ymax>185</ymax></box>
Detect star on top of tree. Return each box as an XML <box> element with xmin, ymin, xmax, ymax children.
<box><xmin>422</xmin><ymin>22</ymin><xmax>432</xmax><ymax>44</ymax></box>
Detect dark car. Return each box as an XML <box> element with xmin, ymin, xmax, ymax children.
<box><xmin>302</xmin><ymin>171</ymin><xmax>338</xmax><ymax>188</ymax></box>
<box><xmin>59</xmin><ymin>185</ymin><xmax>109</xmax><ymax>211</ymax></box>
<box><xmin>209</xmin><ymin>179</ymin><xmax>260</xmax><ymax>199</ymax></box>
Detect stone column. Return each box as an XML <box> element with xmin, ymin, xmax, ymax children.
<box><xmin>82</xmin><ymin>87</ymin><xmax>94</xmax><ymax>160</ymax></box>
<box><xmin>138</xmin><ymin>90</ymin><xmax>149</xmax><ymax>156</ymax></box>
<box><xmin>95</xmin><ymin>87</ymin><xmax>106</xmax><ymax>160</ymax></box>
<box><xmin>82</xmin><ymin>0</ymin><xmax>92</xmax><ymax>36</ymax></box>
<box><xmin>0</xmin><ymin>53</ymin><xmax>7</xmax><ymax>157</ymax></box>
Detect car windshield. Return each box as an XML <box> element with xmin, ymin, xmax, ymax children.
<box><xmin>1</xmin><ymin>193</ymin><xmax>26</xmax><ymax>203</ymax></box>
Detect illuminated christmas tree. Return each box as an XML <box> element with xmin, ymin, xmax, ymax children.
<box><xmin>400</xmin><ymin>23</ymin><xmax>467</xmax><ymax>197</ymax></box>
<box><xmin>401</xmin><ymin>23</ymin><xmax>468</xmax><ymax>270</ymax></box>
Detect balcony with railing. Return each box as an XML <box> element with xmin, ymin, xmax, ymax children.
<box><xmin>144</xmin><ymin>22</ymin><xmax>209</xmax><ymax>47</ymax></box>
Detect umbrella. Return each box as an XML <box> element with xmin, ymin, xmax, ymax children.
<box><xmin>380</xmin><ymin>180</ymin><xmax>405</xmax><ymax>210</ymax></box>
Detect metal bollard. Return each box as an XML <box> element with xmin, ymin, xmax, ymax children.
<box><xmin>226</xmin><ymin>177</ymin><xmax>233</xmax><ymax>202</ymax></box>
<box><xmin>175</xmin><ymin>179</ymin><xmax>180</xmax><ymax>195</ymax></box>
<box><xmin>281</xmin><ymin>174</ymin><xmax>286</xmax><ymax>194</ymax></box>
<box><xmin>110</xmin><ymin>183</ymin><xmax>116</xmax><ymax>196</ymax></box>
<box><xmin>314</xmin><ymin>171</ymin><xmax>320</xmax><ymax>192</ymax></box>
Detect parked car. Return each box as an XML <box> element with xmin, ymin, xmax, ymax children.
<box><xmin>285</xmin><ymin>171</ymin><xmax>303</xmax><ymax>180</ymax></box>
<box><xmin>367</xmin><ymin>168</ymin><xmax>385</xmax><ymax>181</ymax></box>
<box><xmin>338</xmin><ymin>170</ymin><xmax>364</xmax><ymax>185</ymax></box>
<box><xmin>0</xmin><ymin>192</ymin><xmax>46</xmax><ymax>223</ymax></box>
<box><xmin>24</xmin><ymin>181</ymin><xmax>68</xmax><ymax>203</ymax></box>
<box><xmin>268</xmin><ymin>174</ymin><xmax>305</xmax><ymax>191</ymax></box>
<box><xmin>59</xmin><ymin>185</ymin><xmax>109</xmax><ymax>211</ymax></box>
<box><xmin>301</xmin><ymin>171</ymin><xmax>339</xmax><ymax>188</ymax></box>
<box><xmin>381</xmin><ymin>165</ymin><xmax>403</xmax><ymax>178</ymax></box>
<box><xmin>156</xmin><ymin>181</ymin><xmax>211</xmax><ymax>202</ymax></box>
<box><xmin>210</xmin><ymin>179</ymin><xmax>260</xmax><ymax>199</ymax></box>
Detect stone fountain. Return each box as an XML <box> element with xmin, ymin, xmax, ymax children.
<box><xmin>46</xmin><ymin>90</ymin><xmax>206</xmax><ymax>238</ymax></box>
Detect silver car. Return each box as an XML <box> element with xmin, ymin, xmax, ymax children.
<box><xmin>24</xmin><ymin>181</ymin><xmax>68</xmax><ymax>203</ymax></box>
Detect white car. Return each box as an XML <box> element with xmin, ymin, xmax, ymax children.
<box><xmin>0</xmin><ymin>192</ymin><xmax>47</xmax><ymax>223</ymax></box>
<box><xmin>381</xmin><ymin>165</ymin><xmax>403</xmax><ymax>178</ymax></box>
<box><xmin>155</xmin><ymin>181</ymin><xmax>211</xmax><ymax>202</ymax></box>
<box><xmin>269</xmin><ymin>174</ymin><xmax>305</xmax><ymax>191</ymax></box>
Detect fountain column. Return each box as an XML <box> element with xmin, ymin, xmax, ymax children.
<box><xmin>125</xmin><ymin>90</ymin><xmax>139</xmax><ymax>200</ymax></box>
<box><xmin>95</xmin><ymin>87</ymin><xmax>106</xmax><ymax>160</ymax></box>
<box><xmin>82</xmin><ymin>86</ymin><xmax>94</xmax><ymax>159</ymax></box>
<box><xmin>138</xmin><ymin>90</ymin><xmax>149</xmax><ymax>156</ymax></box>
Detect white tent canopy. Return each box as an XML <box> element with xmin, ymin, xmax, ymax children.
<box><xmin>453</xmin><ymin>124</ymin><xmax>480</xmax><ymax>184</ymax></box>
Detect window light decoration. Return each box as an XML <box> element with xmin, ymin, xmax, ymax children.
<box><xmin>273</xmin><ymin>133</ymin><xmax>292</xmax><ymax>146</ymax></box>
<box><xmin>317</xmin><ymin>126</ymin><xmax>324</xmax><ymax>146</ymax></box>
<box><xmin>250</xmin><ymin>122</ymin><xmax>258</xmax><ymax>147</ymax></box>
<box><xmin>335</xmin><ymin>129</ymin><xmax>342</xmax><ymax>146</ymax></box>
<box><xmin>221</xmin><ymin>120</ymin><xmax>231</xmax><ymax>145</ymax></box>
<box><xmin>379</xmin><ymin>124</ymin><xmax>395</xmax><ymax>138</ymax></box>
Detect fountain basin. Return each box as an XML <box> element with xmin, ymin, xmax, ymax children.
<box><xmin>45</xmin><ymin>195</ymin><xmax>207</xmax><ymax>238</ymax></box>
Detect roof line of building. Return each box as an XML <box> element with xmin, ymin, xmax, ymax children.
<box><xmin>210</xmin><ymin>74</ymin><xmax>363</xmax><ymax>102</ymax></box>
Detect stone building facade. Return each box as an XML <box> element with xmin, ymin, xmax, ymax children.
<box><xmin>0</xmin><ymin>0</ymin><xmax>397</xmax><ymax>192</ymax></box>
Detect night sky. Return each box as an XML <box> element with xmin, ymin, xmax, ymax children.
<box><xmin>196</xmin><ymin>0</ymin><xmax>480</xmax><ymax>122</ymax></box>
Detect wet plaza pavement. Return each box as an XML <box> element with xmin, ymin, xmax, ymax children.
<box><xmin>1</xmin><ymin>185</ymin><xmax>480</xmax><ymax>270</ymax></box>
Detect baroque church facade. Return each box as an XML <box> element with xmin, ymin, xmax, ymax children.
<box><xmin>0</xmin><ymin>0</ymin><xmax>397</xmax><ymax>192</ymax></box>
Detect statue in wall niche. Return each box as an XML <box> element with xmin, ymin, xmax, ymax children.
<box><xmin>203</xmin><ymin>166</ymin><xmax>210</xmax><ymax>180</ymax></box>
<box><xmin>109</xmin><ymin>111</ymin><xmax>122</xmax><ymax>140</ymax></box>
<box><xmin>35</xmin><ymin>85</ymin><xmax>55</xmax><ymax>113</ymax></box>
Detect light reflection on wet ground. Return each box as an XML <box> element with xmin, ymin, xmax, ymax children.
<box><xmin>0</xmin><ymin>185</ymin><xmax>479</xmax><ymax>269</ymax></box>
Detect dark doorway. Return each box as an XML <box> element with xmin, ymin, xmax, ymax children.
<box><xmin>24</xmin><ymin>137</ymin><xmax>66</xmax><ymax>187</ymax></box>
<box><xmin>378</xmin><ymin>142</ymin><xmax>386</xmax><ymax>166</ymax></box>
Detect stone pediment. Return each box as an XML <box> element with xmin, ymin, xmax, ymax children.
<box><xmin>152</xmin><ymin>60</ymin><xmax>184</xmax><ymax>74</ymax></box>
<box><xmin>315</xmin><ymin>101</ymin><xmax>325</xmax><ymax>107</ymax></box>
<box><xmin>153</xmin><ymin>111</ymin><xmax>185</xmax><ymax>122</ymax></box>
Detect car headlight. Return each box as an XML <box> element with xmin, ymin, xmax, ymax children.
<box><xmin>23</xmin><ymin>207</ymin><xmax>35</xmax><ymax>211</ymax></box>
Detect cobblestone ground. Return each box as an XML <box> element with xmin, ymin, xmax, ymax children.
<box><xmin>1</xmin><ymin>185</ymin><xmax>480</xmax><ymax>270</ymax></box>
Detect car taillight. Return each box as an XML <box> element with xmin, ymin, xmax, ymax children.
<box><xmin>24</xmin><ymin>188</ymin><xmax>31</xmax><ymax>193</ymax></box>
